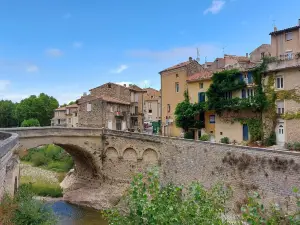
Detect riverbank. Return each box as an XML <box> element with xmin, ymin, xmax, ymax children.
<box><xmin>20</xmin><ymin>163</ymin><xmax>63</xmax><ymax>197</ymax></box>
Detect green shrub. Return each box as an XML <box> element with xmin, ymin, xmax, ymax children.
<box><xmin>21</xmin><ymin>118</ymin><xmax>40</xmax><ymax>127</ymax></box>
<box><xmin>265</xmin><ymin>131</ymin><xmax>276</xmax><ymax>146</ymax></box>
<box><xmin>31</xmin><ymin>152</ymin><xmax>49</xmax><ymax>167</ymax></box>
<box><xmin>184</xmin><ymin>131</ymin><xmax>194</xmax><ymax>139</ymax></box>
<box><xmin>47</xmin><ymin>160</ymin><xmax>73</xmax><ymax>172</ymax></box>
<box><xmin>199</xmin><ymin>134</ymin><xmax>210</xmax><ymax>141</ymax></box>
<box><xmin>220</xmin><ymin>137</ymin><xmax>230</xmax><ymax>144</ymax></box>
<box><xmin>103</xmin><ymin>169</ymin><xmax>231</xmax><ymax>225</ymax></box>
<box><xmin>0</xmin><ymin>184</ymin><xmax>57</xmax><ymax>225</ymax></box>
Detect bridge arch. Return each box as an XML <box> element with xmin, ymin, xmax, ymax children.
<box><xmin>18</xmin><ymin>136</ymin><xmax>102</xmax><ymax>180</ymax></box>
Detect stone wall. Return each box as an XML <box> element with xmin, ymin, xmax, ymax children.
<box><xmin>78</xmin><ymin>99</ymin><xmax>106</xmax><ymax>128</ymax></box>
<box><xmin>90</xmin><ymin>83</ymin><xmax>131</xmax><ymax>103</ymax></box>
<box><xmin>0</xmin><ymin>132</ymin><xmax>19</xmax><ymax>199</ymax></box>
<box><xmin>103</xmin><ymin>130</ymin><xmax>300</xmax><ymax>211</ymax></box>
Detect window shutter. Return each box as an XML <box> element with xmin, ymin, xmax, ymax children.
<box><xmin>248</xmin><ymin>72</ymin><xmax>253</xmax><ymax>83</ymax></box>
<box><xmin>239</xmin><ymin>74</ymin><xmax>243</xmax><ymax>82</ymax></box>
<box><xmin>199</xmin><ymin>92</ymin><xmax>205</xmax><ymax>102</ymax></box>
<box><xmin>242</xmin><ymin>89</ymin><xmax>246</xmax><ymax>98</ymax></box>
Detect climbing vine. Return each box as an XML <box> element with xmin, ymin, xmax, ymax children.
<box><xmin>234</xmin><ymin>118</ymin><xmax>263</xmax><ymax>142</ymax></box>
<box><xmin>276</xmin><ymin>89</ymin><xmax>300</xmax><ymax>103</ymax></box>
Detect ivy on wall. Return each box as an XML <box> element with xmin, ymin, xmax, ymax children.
<box><xmin>234</xmin><ymin>118</ymin><xmax>263</xmax><ymax>142</ymax></box>
<box><xmin>276</xmin><ymin>89</ymin><xmax>300</xmax><ymax>103</ymax></box>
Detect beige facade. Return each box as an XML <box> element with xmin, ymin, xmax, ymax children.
<box><xmin>250</xmin><ymin>44</ymin><xmax>271</xmax><ymax>63</ymax></box>
<box><xmin>77</xmin><ymin>83</ymin><xmax>145</xmax><ymax>131</ymax></box>
<box><xmin>51</xmin><ymin>104</ymin><xmax>78</xmax><ymax>127</ymax></box>
<box><xmin>143</xmin><ymin>88</ymin><xmax>161</xmax><ymax>122</ymax></box>
<box><xmin>267</xmin><ymin>20</ymin><xmax>300</xmax><ymax>146</ymax></box>
<box><xmin>160</xmin><ymin>57</ymin><xmax>203</xmax><ymax>137</ymax></box>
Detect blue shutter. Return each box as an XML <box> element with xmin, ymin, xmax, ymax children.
<box><xmin>248</xmin><ymin>72</ymin><xmax>253</xmax><ymax>83</ymax></box>
<box><xmin>198</xmin><ymin>92</ymin><xmax>201</xmax><ymax>103</ymax></box>
<box><xmin>242</xmin><ymin>89</ymin><xmax>246</xmax><ymax>98</ymax></box>
<box><xmin>198</xmin><ymin>92</ymin><xmax>205</xmax><ymax>102</ymax></box>
<box><xmin>239</xmin><ymin>73</ymin><xmax>243</xmax><ymax>82</ymax></box>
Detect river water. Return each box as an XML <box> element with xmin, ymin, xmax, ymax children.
<box><xmin>50</xmin><ymin>201</ymin><xmax>108</xmax><ymax>225</ymax></box>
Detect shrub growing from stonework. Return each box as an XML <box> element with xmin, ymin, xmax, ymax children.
<box><xmin>21</xmin><ymin>118</ymin><xmax>40</xmax><ymax>127</ymax></box>
<box><xmin>199</xmin><ymin>134</ymin><xmax>210</xmax><ymax>141</ymax></box>
<box><xmin>221</xmin><ymin>137</ymin><xmax>230</xmax><ymax>144</ymax></box>
<box><xmin>103</xmin><ymin>169</ymin><xmax>232</xmax><ymax>225</ymax></box>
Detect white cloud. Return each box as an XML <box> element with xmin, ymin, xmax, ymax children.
<box><xmin>110</xmin><ymin>64</ymin><xmax>129</xmax><ymax>74</ymax></box>
<box><xmin>116</xmin><ymin>80</ymin><xmax>151</xmax><ymax>88</ymax></box>
<box><xmin>116</xmin><ymin>81</ymin><xmax>132</xmax><ymax>87</ymax></box>
<box><xmin>63</xmin><ymin>13</ymin><xmax>72</xmax><ymax>19</ymax></box>
<box><xmin>46</xmin><ymin>48</ymin><xmax>63</xmax><ymax>57</ymax></box>
<box><xmin>204</xmin><ymin>0</ymin><xmax>225</xmax><ymax>15</ymax></box>
<box><xmin>128</xmin><ymin>44</ymin><xmax>222</xmax><ymax>62</ymax></box>
<box><xmin>0</xmin><ymin>80</ymin><xmax>10</xmax><ymax>91</ymax></box>
<box><xmin>139</xmin><ymin>80</ymin><xmax>151</xmax><ymax>88</ymax></box>
<box><xmin>26</xmin><ymin>65</ymin><xmax>39</xmax><ymax>73</ymax></box>
<box><xmin>73</xmin><ymin>41</ymin><xmax>83</xmax><ymax>49</ymax></box>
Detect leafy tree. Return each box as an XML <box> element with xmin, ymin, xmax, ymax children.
<box><xmin>0</xmin><ymin>100</ymin><xmax>18</xmax><ymax>127</ymax></box>
<box><xmin>21</xmin><ymin>118</ymin><xmax>40</xmax><ymax>127</ymax></box>
<box><xmin>174</xmin><ymin>90</ymin><xmax>206</xmax><ymax>132</ymax></box>
<box><xmin>103</xmin><ymin>169</ymin><xmax>231</xmax><ymax>225</ymax></box>
<box><xmin>15</xmin><ymin>93</ymin><xmax>59</xmax><ymax>126</ymax></box>
<box><xmin>60</xmin><ymin>101</ymin><xmax>76</xmax><ymax>107</ymax></box>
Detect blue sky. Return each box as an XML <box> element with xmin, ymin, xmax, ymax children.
<box><xmin>0</xmin><ymin>0</ymin><xmax>300</xmax><ymax>104</ymax></box>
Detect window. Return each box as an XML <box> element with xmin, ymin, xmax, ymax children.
<box><xmin>87</xmin><ymin>103</ymin><xmax>92</xmax><ymax>112</ymax></box>
<box><xmin>199</xmin><ymin>83</ymin><xmax>204</xmax><ymax>89</ymax></box>
<box><xmin>276</xmin><ymin>101</ymin><xmax>284</xmax><ymax>115</ymax></box>
<box><xmin>167</xmin><ymin>104</ymin><xmax>171</xmax><ymax>113</ymax></box>
<box><xmin>110</xmin><ymin>106</ymin><xmax>113</xmax><ymax>112</ymax></box>
<box><xmin>286</xmin><ymin>32</ymin><xmax>293</xmax><ymax>41</ymax></box>
<box><xmin>224</xmin><ymin>91</ymin><xmax>232</xmax><ymax>99</ymax></box>
<box><xmin>74</xmin><ymin>112</ymin><xmax>78</xmax><ymax>117</ymax></box>
<box><xmin>148</xmin><ymin>102</ymin><xmax>152</xmax><ymax>109</ymax></box>
<box><xmin>175</xmin><ymin>82</ymin><xmax>179</xmax><ymax>93</ymax></box>
<box><xmin>242</xmin><ymin>88</ymin><xmax>254</xmax><ymax>99</ymax></box>
<box><xmin>68</xmin><ymin>118</ymin><xmax>71</xmax><ymax>123</ymax></box>
<box><xmin>276</xmin><ymin>76</ymin><xmax>284</xmax><ymax>89</ymax></box>
<box><xmin>66</xmin><ymin>109</ymin><xmax>70</xmax><ymax>114</ymax></box>
<box><xmin>198</xmin><ymin>92</ymin><xmax>206</xmax><ymax>103</ymax></box>
<box><xmin>286</xmin><ymin>51</ymin><xmax>293</xmax><ymax>60</ymax></box>
<box><xmin>176</xmin><ymin>74</ymin><xmax>179</xmax><ymax>78</ymax></box>
<box><xmin>58</xmin><ymin>119</ymin><xmax>61</xmax><ymax>124</ymax></box>
<box><xmin>149</xmin><ymin>109</ymin><xmax>152</xmax><ymax>113</ymax></box>
<box><xmin>135</xmin><ymin>106</ymin><xmax>138</xmax><ymax>114</ymax></box>
<box><xmin>261</xmin><ymin>52</ymin><xmax>265</xmax><ymax>59</ymax></box>
<box><xmin>209</xmin><ymin>115</ymin><xmax>215</xmax><ymax>124</ymax></box>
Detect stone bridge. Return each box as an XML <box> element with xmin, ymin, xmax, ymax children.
<box><xmin>2</xmin><ymin>127</ymin><xmax>300</xmax><ymax>210</ymax></box>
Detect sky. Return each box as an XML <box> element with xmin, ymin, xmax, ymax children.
<box><xmin>0</xmin><ymin>0</ymin><xmax>300</xmax><ymax>105</ymax></box>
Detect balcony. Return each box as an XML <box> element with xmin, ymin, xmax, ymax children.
<box><xmin>114</xmin><ymin>111</ymin><xmax>125</xmax><ymax>117</ymax></box>
<box><xmin>267</xmin><ymin>53</ymin><xmax>300</xmax><ymax>72</ymax></box>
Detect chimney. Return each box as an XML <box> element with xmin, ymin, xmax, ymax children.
<box><xmin>83</xmin><ymin>92</ymin><xmax>87</xmax><ymax>96</ymax></box>
<box><xmin>274</xmin><ymin>26</ymin><xmax>278</xmax><ymax>32</ymax></box>
<box><xmin>189</xmin><ymin>57</ymin><xmax>193</xmax><ymax>62</ymax></box>
<box><xmin>246</xmin><ymin>53</ymin><xmax>249</xmax><ymax>58</ymax></box>
<box><xmin>298</xmin><ymin>19</ymin><xmax>300</xmax><ymax>26</ymax></box>
<box><xmin>124</xmin><ymin>84</ymin><xmax>126</xmax><ymax>87</ymax></box>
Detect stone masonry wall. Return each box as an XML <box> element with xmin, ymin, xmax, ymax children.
<box><xmin>0</xmin><ymin>132</ymin><xmax>19</xmax><ymax>199</ymax></box>
<box><xmin>78</xmin><ymin>99</ymin><xmax>105</xmax><ymax>128</ymax></box>
<box><xmin>104</xmin><ymin>130</ymin><xmax>300</xmax><ymax>211</ymax></box>
<box><xmin>90</xmin><ymin>83</ymin><xmax>131</xmax><ymax>103</ymax></box>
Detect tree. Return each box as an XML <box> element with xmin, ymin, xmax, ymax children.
<box><xmin>60</xmin><ymin>101</ymin><xmax>76</xmax><ymax>107</ymax></box>
<box><xmin>174</xmin><ymin>90</ymin><xmax>205</xmax><ymax>132</ymax></box>
<box><xmin>21</xmin><ymin>118</ymin><xmax>40</xmax><ymax>127</ymax></box>
<box><xmin>0</xmin><ymin>100</ymin><xmax>18</xmax><ymax>127</ymax></box>
<box><xmin>15</xmin><ymin>93</ymin><xmax>59</xmax><ymax>126</ymax></box>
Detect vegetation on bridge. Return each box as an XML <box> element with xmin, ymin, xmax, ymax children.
<box><xmin>104</xmin><ymin>170</ymin><xmax>300</xmax><ymax>225</ymax></box>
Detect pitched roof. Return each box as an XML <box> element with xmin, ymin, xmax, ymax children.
<box><xmin>224</xmin><ymin>54</ymin><xmax>250</xmax><ymax>62</ymax></box>
<box><xmin>270</xmin><ymin>25</ymin><xmax>300</xmax><ymax>35</ymax></box>
<box><xmin>143</xmin><ymin>88</ymin><xmax>161</xmax><ymax>101</ymax></box>
<box><xmin>55</xmin><ymin>107</ymin><xmax>66</xmax><ymax>111</ymax></box>
<box><xmin>186</xmin><ymin>70</ymin><xmax>213</xmax><ymax>82</ymax></box>
<box><xmin>77</xmin><ymin>94</ymin><xmax>130</xmax><ymax>105</ymax></box>
<box><xmin>127</xmin><ymin>84</ymin><xmax>147</xmax><ymax>92</ymax></box>
<box><xmin>159</xmin><ymin>61</ymin><xmax>190</xmax><ymax>73</ymax></box>
<box><xmin>250</xmin><ymin>44</ymin><xmax>271</xmax><ymax>54</ymax></box>
<box><xmin>65</xmin><ymin>104</ymin><xmax>78</xmax><ymax>108</ymax></box>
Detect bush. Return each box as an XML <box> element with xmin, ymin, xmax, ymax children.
<box><xmin>31</xmin><ymin>152</ymin><xmax>49</xmax><ymax>167</ymax></box>
<box><xmin>287</xmin><ymin>142</ymin><xmax>300</xmax><ymax>151</ymax></box>
<box><xmin>220</xmin><ymin>137</ymin><xmax>230</xmax><ymax>144</ymax></box>
<box><xmin>184</xmin><ymin>131</ymin><xmax>194</xmax><ymax>139</ymax></box>
<box><xmin>0</xmin><ymin>184</ymin><xmax>57</xmax><ymax>225</ymax></box>
<box><xmin>47</xmin><ymin>160</ymin><xmax>73</xmax><ymax>172</ymax></box>
<box><xmin>103</xmin><ymin>169</ymin><xmax>232</xmax><ymax>225</ymax></box>
<box><xmin>21</xmin><ymin>118</ymin><xmax>40</xmax><ymax>127</ymax></box>
<box><xmin>199</xmin><ymin>134</ymin><xmax>210</xmax><ymax>141</ymax></box>
<box><xmin>265</xmin><ymin>131</ymin><xmax>276</xmax><ymax>146</ymax></box>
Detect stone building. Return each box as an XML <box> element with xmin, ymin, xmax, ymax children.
<box><xmin>51</xmin><ymin>104</ymin><xmax>78</xmax><ymax>127</ymax></box>
<box><xmin>77</xmin><ymin>82</ymin><xmax>145</xmax><ymax>131</ymax></box>
<box><xmin>265</xmin><ymin>20</ymin><xmax>300</xmax><ymax>146</ymax></box>
<box><xmin>143</xmin><ymin>88</ymin><xmax>161</xmax><ymax>122</ymax></box>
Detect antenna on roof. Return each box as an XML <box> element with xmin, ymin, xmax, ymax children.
<box><xmin>205</xmin><ymin>56</ymin><xmax>207</xmax><ymax>63</ymax></box>
<box><xmin>196</xmin><ymin>48</ymin><xmax>200</xmax><ymax>62</ymax></box>
<box><xmin>222</xmin><ymin>46</ymin><xmax>227</xmax><ymax>56</ymax></box>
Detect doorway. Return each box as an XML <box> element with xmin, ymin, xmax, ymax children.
<box><xmin>243</xmin><ymin>124</ymin><xmax>249</xmax><ymax>141</ymax></box>
<box><xmin>276</xmin><ymin>122</ymin><xmax>285</xmax><ymax>146</ymax></box>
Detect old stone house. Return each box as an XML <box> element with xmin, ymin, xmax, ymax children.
<box><xmin>77</xmin><ymin>82</ymin><xmax>145</xmax><ymax>131</ymax></box>
<box><xmin>143</xmin><ymin>88</ymin><xmax>161</xmax><ymax>122</ymax></box>
<box><xmin>51</xmin><ymin>104</ymin><xmax>78</xmax><ymax>127</ymax></box>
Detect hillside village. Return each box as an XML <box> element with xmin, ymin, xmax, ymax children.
<box><xmin>51</xmin><ymin>19</ymin><xmax>300</xmax><ymax>149</ymax></box>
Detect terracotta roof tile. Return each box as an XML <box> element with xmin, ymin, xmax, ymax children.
<box><xmin>159</xmin><ymin>61</ymin><xmax>190</xmax><ymax>73</ymax></box>
<box><xmin>127</xmin><ymin>84</ymin><xmax>147</xmax><ymax>92</ymax></box>
<box><xmin>143</xmin><ymin>88</ymin><xmax>161</xmax><ymax>101</ymax></box>
<box><xmin>55</xmin><ymin>107</ymin><xmax>66</xmax><ymax>111</ymax></box>
<box><xmin>77</xmin><ymin>94</ymin><xmax>130</xmax><ymax>105</ymax></box>
<box><xmin>187</xmin><ymin>70</ymin><xmax>213</xmax><ymax>82</ymax></box>
<box><xmin>65</xmin><ymin>104</ymin><xmax>78</xmax><ymax>108</ymax></box>
<box><xmin>270</xmin><ymin>26</ymin><xmax>300</xmax><ymax>35</ymax></box>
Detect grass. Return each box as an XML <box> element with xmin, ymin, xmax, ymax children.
<box><xmin>20</xmin><ymin>176</ymin><xmax>63</xmax><ymax>198</ymax></box>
